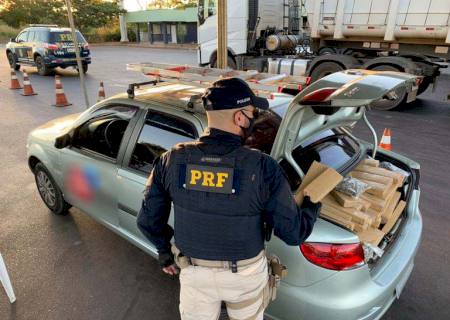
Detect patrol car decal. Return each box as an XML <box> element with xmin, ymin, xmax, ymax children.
<box><xmin>185</xmin><ymin>164</ymin><xmax>234</xmax><ymax>194</ymax></box>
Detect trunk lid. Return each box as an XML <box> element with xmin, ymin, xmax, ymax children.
<box><xmin>270</xmin><ymin>69</ymin><xmax>419</xmax><ymax>177</ymax></box>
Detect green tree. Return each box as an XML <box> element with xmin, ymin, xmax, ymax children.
<box><xmin>0</xmin><ymin>0</ymin><xmax>124</xmax><ymax>31</ymax></box>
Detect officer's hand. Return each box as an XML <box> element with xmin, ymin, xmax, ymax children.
<box><xmin>301</xmin><ymin>196</ymin><xmax>322</xmax><ymax>216</ymax></box>
<box><xmin>162</xmin><ymin>264</ymin><xmax>179</xmax><ymax>275</ymax></box>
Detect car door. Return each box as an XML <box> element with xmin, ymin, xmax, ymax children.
<box><xmin>59</xmin><ymin>104</ymin><xmax>140</xmax><ymax>228</ymax></box>
<box><xmin>115</xmin><ymin>107</ymin><xmax>202</xmax><ymax>251</ymax></box>
<box><xmin>23</xmin><ymin>30</ymin><xmax>35</xmax><ymax>62</ymax></box>
<box><xmin>15</xmin><ymin>31</ymin><xmax>29</xmax><ymax>62</ymax></box>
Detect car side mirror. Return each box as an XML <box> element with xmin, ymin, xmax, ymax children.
<box><xmin>10</xmin><ymin>38</ymin><xmax>16</xmax><ymax>43</ymax></box>
<box><xmin>54</xmin><ymin>133</ymin><xmax>72</xmax><ymax>149</ymax></box>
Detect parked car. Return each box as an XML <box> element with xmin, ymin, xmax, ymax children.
<box><xmin>26</xmin><ymin>69</ymin><xmax>422</xmax><ymax>320</ymax></box>
<box><xmin>6</xmin><ymin>24</ymin><xmax>91</xmax><ymax>75</ymax></box>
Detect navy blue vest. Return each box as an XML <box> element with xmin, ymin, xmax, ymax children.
<box><xmin>165</xmin><ymin>142</ymin><xmax>266</xmax><ymax>261</ymax></box>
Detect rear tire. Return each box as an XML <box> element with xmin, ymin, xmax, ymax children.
<box><xmin>309</xmin><ymin>61</ymin><xmax>344</xmax><ymax>83</ymax></box>
<box><xmin>369</xmin><ymin>65</ymin><xmax>407</xmax><ymax>111</ymax></box>
<box><xmin>35</xmin><ymin>56</ymin><xmax>52</xmax><ymax>76</ymax></box>
<box><xmin>211</xmin><ymin>55</ymin><xmax>237</xmax><ymax>70</ymax></box>
<box><xmin>34</xmin><ymin>163</ymin><xmax>71</xmax><ymax>215</ymax></box>
<box><xmin>7</xmin><ymin>52</ymin><xmax>20</xmax><ymax>70</ymax></box>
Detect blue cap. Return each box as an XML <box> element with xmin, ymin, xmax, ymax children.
<box><xmin>202</xmin><ymin>78</ymin><xmax>269</xmax><ymax>111</ymax></box>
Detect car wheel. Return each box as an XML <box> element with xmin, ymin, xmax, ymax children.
<box><xmin>211</xmin><ymin>55</ymin><xmax>237</xmax><ymax>70</ymax></box>
<box><xmin>7</xmin><ymin>52</ymin><xmax>20</xmax><ymax>70</ymax></box>
<box><xmin>35</xmin><ymin>55</ymin><xmax>52</xmax><ymax>76</ymax></box>
<box><xmin>34</xmin><ymin>163</ymin><xmax>71</xmax><ymax>215</ymax></box>
<box><xmin>369</xmin><ymin>65</ymin><xmax>407</xmax><ymax>111</ymax></box>
<box><xmin>309</xmin><ymin>61</ymin><xmax>344</xmax><ymax>83</ymax></box>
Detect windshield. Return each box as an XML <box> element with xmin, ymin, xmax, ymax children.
<box><xmin>49</xmin><ymin>31</ymin><xmax>86</xmax><ymax>44</ymax></box>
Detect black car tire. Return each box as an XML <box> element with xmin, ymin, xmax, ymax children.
<box><xmin>7</xmin><ymin>51</ymin><xmax>20</xmax><ymax>70</ymax></box>
<box><xmin>34</xmin><ymin>163</ymin><xmax>71</xmax><ymax>215</ymax></box>
<box><xmin>309</xmin><ymin>61</ymin><xmax>344</xmax><ymax>82</ymax></box>
<box><xmin>35</xmin><ymin>55</ymin><xmax>52</xmax><ymax>76</ymax></box>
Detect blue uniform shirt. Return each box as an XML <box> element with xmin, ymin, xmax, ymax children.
<box><xmin>137</xmin><ymin>128</ymin><xmax>320</xmax><ymax>259</ymax></box>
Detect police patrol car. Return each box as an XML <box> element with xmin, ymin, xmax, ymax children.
<box><xmin>6</xmin><ymin>24</ymin><xmax>91</xmax><ymax>76</ymax></box>
<box><xmin>26</xmin><ymin>64</ymin><xmax>423</xmax><ymax>320</ymax></box>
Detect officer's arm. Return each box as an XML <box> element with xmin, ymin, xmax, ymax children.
<box><xmin>262</xmin><ymin>157</ymin><xmax>321</xmax><ymax>246</ymax></box>
<box><xmin>137</xmin><ymin>154</ymin><xmax>174</xmax><ymax>267</ymax></box>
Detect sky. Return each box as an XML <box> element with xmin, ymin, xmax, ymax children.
<box><xmin>124</xmin><ymin>0</ymin><xmax>152</xmax><ymax>11</ymax></box>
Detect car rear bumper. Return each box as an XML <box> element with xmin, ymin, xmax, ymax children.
<box><xmin>44</xmin><ymin>56</ymin><xmax>91</xmax><ymax>67</ymax></box>
<box><xmin>265</xmin><ymin>190</ymin><xmax>422</xmax><ymax>320</ymax></box>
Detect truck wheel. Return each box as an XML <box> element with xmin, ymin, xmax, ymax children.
<box><xmin>35</xmin><ymin>56</ymin><xmax>52</xmax><ymax>76</ymax></box>
<box><xmin>370</xmin><ymin>65</ymin><xmax>407</xmax><ymax>111</ymax></box>
<box><xmin>34</xmin><ymin>163</ymin><xmax>71</xmax><ymax>215</ymax></box>
<box><xmin>211</xmin><ymin>56</ymin><xmax>237</xmax><ymax>70</ymax></box>
<box><xmin>7</xmin><ymin>52</ymin><xmax>20</xmax><ymax>70</ymax></box>
<box><xmin>310</xmin><ymin>61</ymin><xmax>344</xmax><ymax>82</ymax></box>
<box><xmin>318</xmin><ymin>47</ymin><xmax>336</xmax><ymax>55</ymax></box>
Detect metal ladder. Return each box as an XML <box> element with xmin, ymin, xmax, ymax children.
<box><xmin>127</xmin><ymin>62</ymin><xmax>310</xmax><ymax>99</ymax></box>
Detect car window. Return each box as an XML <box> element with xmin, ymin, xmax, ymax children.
<box><xmin>49</xmin><ymin>31</ymin><xmax>86</xmax><ymax>44</ymax></box>
<box><xmin>128</xmin><ymin>111</ymin><xmax>197</xmax><ymax>174</ymax></box>
<box><xmin>35</xmin><ymin>31</ymin><xmax>48</xmax><ymax>42</ymax></box>
<box><xmin>27</xmin><ymin>31</ymin><xmax>35</xmax><ymax>42</ymax></box>
<box><xmin>72</xmin><ymin>105</ymin><xmax>139</xmax><ymax>160</ymax></box>
<box><xmin>16</xmin><ymin>31</ymin><xmax>28</xmax><ymax>42</ymax></box>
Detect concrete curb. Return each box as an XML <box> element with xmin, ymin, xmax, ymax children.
<box><xmin>91</xmin><ymin>42</ymin><xmax>198</xmax><ymax>51</ymax></box>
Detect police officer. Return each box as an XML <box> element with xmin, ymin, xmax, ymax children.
<box><xmin>137</xmin><ymin>78</ymin><xmax>321</xmax><ymax>320</ymax></box>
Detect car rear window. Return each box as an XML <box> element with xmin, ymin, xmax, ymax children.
<box><xmin>49</xmin><ymin>31</ymin><xmax>85</xmax><ymax>43</ymax></box>
<box><xmin>245</xmin><ymin>111</ymin><xmax>359</xmax><ymax>189</ymax></box>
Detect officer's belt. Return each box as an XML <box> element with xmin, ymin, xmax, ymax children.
<box><xmin>190</xmin><ymin>250</ymin><xmax>265</xmax><ymax>269</ymax></box>
<box><xmin>172</xmin><ymin>245</ymin><xmax>264</xmax><ymax>271</ymax></box>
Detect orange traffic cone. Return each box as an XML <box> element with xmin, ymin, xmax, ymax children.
<box><xmin>97</xmin><ymin>81</ymin><xmax>105</xmax><ymax>102</ymax></box>
<box><xmin>21</xmin><ymin>70</ymin><xmax>37</xmax><ymax>96</ymax></box>
<box><xmin>9</xmin><ymin>68</ymin><xmax>22</xmax><ymax>90</ymax></box>
<box><xmin>379</xmin><ymin>128</ymin><xmax>392</xmax><ymax>151</ymax></box>
<box><xmin>53</xmin><ymin>75</ymin><xmax>72</xmax><ymax>107</ymax></box>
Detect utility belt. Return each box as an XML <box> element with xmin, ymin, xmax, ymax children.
<box><xmin>171</xmin><ymin>245</ymin><xmax>288</xmax><ymax>304</ymax></box>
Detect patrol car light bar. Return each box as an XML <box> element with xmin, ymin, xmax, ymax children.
<box><xmin>126</xmin><ymin>62</ymin><xmax>309</xmax><ymax>99</ymax></box>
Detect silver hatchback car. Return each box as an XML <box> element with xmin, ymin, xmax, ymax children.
<box><xmin>27</xmin><ymin>70</ymin><xmax>422</xmax><ymax>320</ymax></box>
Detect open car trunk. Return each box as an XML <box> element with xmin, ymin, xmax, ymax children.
<box><xmin>269</xmin><ymin>69</ymin><xmax>421</xmax><ymax>264</ymax></box>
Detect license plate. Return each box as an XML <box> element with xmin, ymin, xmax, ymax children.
<box><xmin>395</xmin><ymin>262</ymin><xmax>414</xmax><ymax>299</ymax></box>
<box><xmin>406</xmin><ymin>85</ymin><xmax>418</xmax><ymax>103</ymax></box>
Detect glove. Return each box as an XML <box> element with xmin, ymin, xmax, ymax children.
<box><xmin>158</xmin><ymin>251</ymin><xmax>175</xmax><ymax>269</ymax></box>
<box><xmin>301</xmin><ymin>196</ymin><xmax>322</xmax><ymax>218</ymax></box>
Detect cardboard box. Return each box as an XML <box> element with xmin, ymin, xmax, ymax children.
<box><xmin>295</xmin><ymin>161</ymin><xmax>343</xmax><ymax>205</ymax></box>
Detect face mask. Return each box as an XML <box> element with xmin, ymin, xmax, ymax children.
<box><xmin>239</xmin><ymin>109</ymin><xmax>258</xmax><ymax>140</ymax></box>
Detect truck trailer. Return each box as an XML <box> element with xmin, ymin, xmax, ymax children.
<box><xmin>197</xmin><ymin>0</ymin><xmax>450</xmax><ymax>110</ymax></box>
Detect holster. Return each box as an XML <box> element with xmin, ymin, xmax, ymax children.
<box><xmin>263</xmin><ymin>254</ymin><xmax>288</xmax><ymax>307</ymax></box>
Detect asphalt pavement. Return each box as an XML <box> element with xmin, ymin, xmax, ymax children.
<box><xmin>0</xmin><ymin>45</ymin><xmax>449</xmax><ymax>320</ymax></box>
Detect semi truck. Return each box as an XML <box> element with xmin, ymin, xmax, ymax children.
<box><xmin>197</xmin><ymin>0</ymin><xmax>450</xmax><ymax>110</ymax></box>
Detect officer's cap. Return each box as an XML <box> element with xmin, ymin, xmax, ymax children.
<box><xmin>202</xmin><ymin>78</ymin><xmax>269</xmax><ymax>111</ymax></box>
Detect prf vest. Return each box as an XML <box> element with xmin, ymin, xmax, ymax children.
<box><xmin>164</xmin><ymin>142</ymin><xmax>266</xmax><ymax>261</ymax></box>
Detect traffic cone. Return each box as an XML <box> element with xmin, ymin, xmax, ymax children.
<box><xmin>21</xmin><ymin>70</ymin><xmax>37</xmax><ymax>96</ymax></box>
<box><xmin>379</xmin><ymin>128</ymin><xmax>392</xmax><ymax>151</ymax></box>
<box><xmin>97</xmin><ymin>81</ymin><xmax>105</xmax><ymax>102</ymax></box>
<box><xmin>53</xmin><ymin>75</ymin><xmax>72</xmax><ymax>107</ymax></box>
<box><xmin>0</xmin><ymin>253</ymin><xmax>16</xmax><ymax>303</ymax></box>
<box><xmin>9</xmin><ymin>68</ymin><xmax>22</xmax><ymax>90</ymax></box>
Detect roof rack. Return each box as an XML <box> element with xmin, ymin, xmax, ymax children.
<box><xmin>28</xmin><ymin>24</ymin><xmax>59</xmax><ymax>27</ymax></box>
<box><xmin>126</xmin><ymin>62</ymin><xmax>311</xmax><ymax>99</ymax></box>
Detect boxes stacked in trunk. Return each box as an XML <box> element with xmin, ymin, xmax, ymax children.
<box><xmin>320</xmin><ymin>159</ymin><xmax>407</xmax><ymax>247</ymax></box>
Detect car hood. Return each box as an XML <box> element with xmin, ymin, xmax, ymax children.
<box><xmin>29</xmin><ymin>113</ymin><xmax>80</xmax><ymax>144</ymax></box>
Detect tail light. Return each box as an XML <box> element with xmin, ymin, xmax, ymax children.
<box><xmin>300</xmin><ymin>242</ymin><xmax>365</xmax><ymax>271</ymax></box>
<box><xmin>44</xmin><ymin>43</ymin><xmax>58</xmax><ymax>51</ymax></box>
<box><xmin>299</xmin><ymin>87</ymin><xmax>337</xmax><ymax>105</ymax></box>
